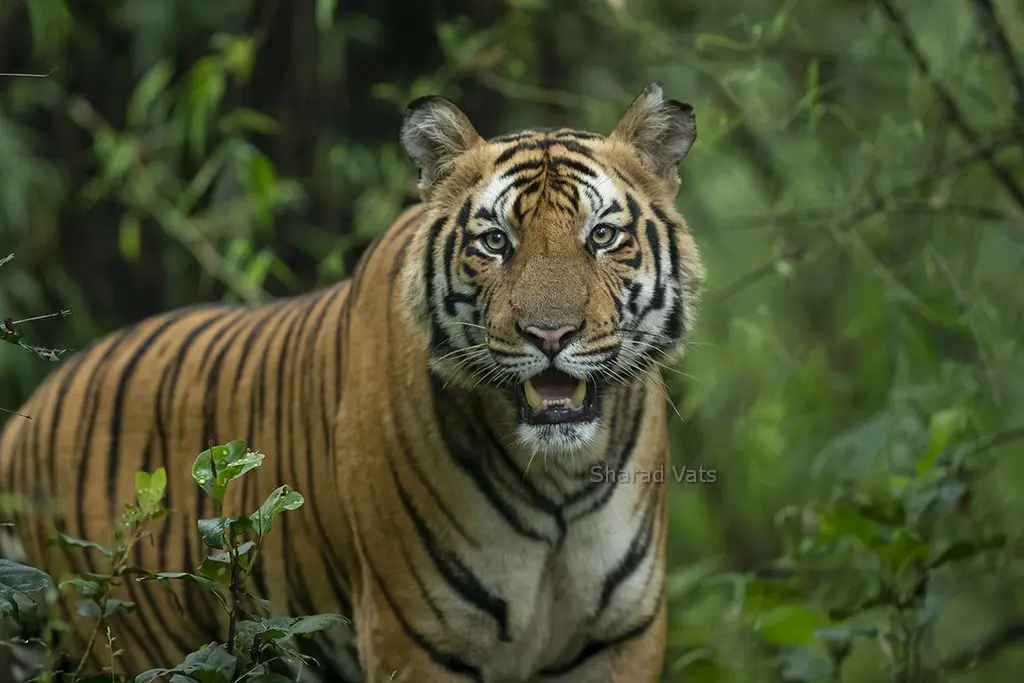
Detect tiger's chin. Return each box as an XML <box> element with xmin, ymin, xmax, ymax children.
<box><xmin>515</xmin><ymin>420</ymin><xmax>603</xmax><ymax>457</ymax></box>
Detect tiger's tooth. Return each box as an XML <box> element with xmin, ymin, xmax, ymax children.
<box><xmin>524</xmin><ymin>379</ymin><xmax>542</xmax><ymax>409</ymax></box>
<box><xmin>570</xmin><ymin>380</ymin><xmax>586</xmax><ymax>408</ymax></box>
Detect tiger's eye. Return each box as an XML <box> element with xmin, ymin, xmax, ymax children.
<box><xmin>589</xmin><ymin>224</ymin><xmax>617</xmax><ymax>248</ymax></box>
<box><xmin>482</xmin><ymin>230</ymin><xmax>508</xmax><ymax>254</ymax></box>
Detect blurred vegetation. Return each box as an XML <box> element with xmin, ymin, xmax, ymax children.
<box><xmin>2</xmin><ymin>0</ymin><xmax>1024</xmax><ymax>681</ymax></box>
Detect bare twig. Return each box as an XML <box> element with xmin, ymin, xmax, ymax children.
<box><xmin>0</xmin><ymin>68</ymin><xmax>57</xmax><ymax>78</ymax></box>
<box><xmin>9</xmin><ymin>310</ymin><xmax>72</xmax><ymax>325</ymax></box>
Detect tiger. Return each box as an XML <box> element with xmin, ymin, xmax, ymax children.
<box><xmin>0</xmin><ymin>82</ymin><xmax>704</xmax><ymax>683</ymax></box>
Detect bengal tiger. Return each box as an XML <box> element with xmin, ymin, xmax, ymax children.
<box><xmin>0</xmin><ymin>82</ymin><xmax>704</xmax><ymax>683</ymax></box>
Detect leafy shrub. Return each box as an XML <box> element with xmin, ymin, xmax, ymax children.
<box><xmin>1</xmin><ymin>439</ymin><xmax>347</xmax><ymax>683</ymax></box>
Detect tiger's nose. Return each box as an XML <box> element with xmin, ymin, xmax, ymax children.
<box><xmin>517</xmin><ymin>323</ymin><xmax>582</xmax><ymax>357</ymax></box>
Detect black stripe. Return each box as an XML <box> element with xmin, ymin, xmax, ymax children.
<box><xmin>366</xmin><ymin>556</ymin><xmax>483</xmax><ymax>682</ymax></box>
<box><xmin>536</xmin><ymin>577</ymin><xmax>664</xmax><ymax>679</ymax></box>
<box><xmin>598</xmin><ymin>492</ymin><xmax>659</xmax><ymax>615</ymax></box>
<box><xmin>431</xmin><ymin>379</ymin><xmax>550</xmax><ymax>543</ymax></box>
<box><xmin>568</xmin><ymin>388</ymin><xmax>645</xmax><ymax>522</ymax></box>
<box><xmin>392</xmin><ymin>463</ymin><xmax>511</xmax><ymax>642</ymax></box>
<box><xmin>274</xmin><ymin>297</ymin><xmax>320</xmax><ymax>619</ymax></box>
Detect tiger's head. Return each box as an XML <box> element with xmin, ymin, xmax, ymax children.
<box><xmin>399</xmin><ymin>83</ymin><xmax>705</xmax><ymax>454</ymax></box>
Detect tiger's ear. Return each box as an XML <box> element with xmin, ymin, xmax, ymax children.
<box><xmin>400</xmin><ymin>95</ymin><xmax>483</xmax><ymax>199</ymax></box>
<box><xmin>610</xmin><ymin>83</ymin><xmax>696</xmax><ymax>191</ymax></box>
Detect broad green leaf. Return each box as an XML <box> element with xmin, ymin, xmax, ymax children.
<box><xmin>138</xmin><ymin>571</ymin><xmax>221</xmax><ymax>593</ymax></box>
<box><xmin>814</xmin><ymin>505</ymin><xmax>881</xmax><ymax>547</ymax></box>
<box><xmin>59</xmin><ymin>576</ymin><xmax>103</xmax><ymax>598</ymax></box>
<box><xmin>0</xmin><ymin>559</ymin><xmax>53</xmax><ymax>619</ymax></box>
<box><xmin>218</xmin><ymin>108</ymin><xmax>279</xmax><ymax>135</ymax></box>
<box><xmin>876</xmin><ymin>528</ymin><xmax>929</xmax><ymax>573</ymax></box>
<box><xmin>192</xmin><ymin>440</ymin><xmax>264</xmax><ymax>503</ymax></box>
<box><xmin>127</xmin><ymin>59</ymin><xmax>173</xmax><ymax>127</ymax></box>
<box><xmin>244</xmin><ymin>674</ymin><xmax>294</xmax><ymax>683</ymax></box>
<box><xmin>119</xmin><ymin>211</ymin><xmax>142</xmax><ymax>263</ymax></box>
<box><xmin>249</xmin><ymin>485</ymin><xmax>304</xmax><ymax>535</ymax></box>
<box><xmin>48</xmin><ymin>531</ymin><xmax>112</xmax><ymax>556</ymax></box>
<box><xmin>136</xmin><ymin>467</ymin><xmax>168</xmax><ymax>515</ymax></box>
<box><xmin>200</xmin><ymin>541</ymin><xmax>256</xmax><ymax>584</ymax></box>
<box><xmin>315</xmin><ymin>0</ymin><xmax>338</xmax><ymax>32</ymax></box>
<box><xmin>755</xmin><ymin>604</ymin><xmax>829</xmax><ymax>646</ymax></box>
<box><xmin>917</xmin><ymin>408</ymin><xmax>968</xmax><ymax>476</ymax></box>
<box><xmin>136</xmin><ymin>642</ymin><xmax>236</xmax><ymax>683</ymax></box>
<box><xmin>196</xmin><ymin>516</ymin><xmax>241</xmax><ymax>550</ymax></box>
<box><xmin>263</xmin><ymin>613</ymin><xmax>349</xmax><ymax>637</ymax></box>
<box><xmin>105</xmin><ymin>598</ymin><xmax>137</xmax><ymax>616</ymax></box>
<box><xmin>235</xmin><ymin>613</ymin><xmax>350</xmax><ymax>654</ymax></box>
<box><xmin>76</xmin><ymin>598</ymin><xmax>101</xmax><ymax>620</ymax></box>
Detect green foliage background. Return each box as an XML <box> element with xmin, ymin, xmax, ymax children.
<box><xmin>2</xmin><ymin>0</ymin><xmax>1023</xmax><ymax>681</ymax></box>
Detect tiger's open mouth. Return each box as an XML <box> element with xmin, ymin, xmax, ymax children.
<box><xmin>516</xmin><ymin>368</ymin><xmax>601</xmax><ymax>425</ymax></box>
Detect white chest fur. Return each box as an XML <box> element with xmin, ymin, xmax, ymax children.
<box><xmin>436</xmin><ymin>476</ymin><xmax>660</xmax><ymax>682</ymax></box>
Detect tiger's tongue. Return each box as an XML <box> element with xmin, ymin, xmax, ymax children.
<box><xmin>523</xmin><ymin>369</ymin><xmax>587</xmax><ymax>410</ymax></box>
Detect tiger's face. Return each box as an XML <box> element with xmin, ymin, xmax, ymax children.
<box><xmin>400</xmin><ymin>84</ymin><xmax>705</xmax><ymax>453</ymax></box>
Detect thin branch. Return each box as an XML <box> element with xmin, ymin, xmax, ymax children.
<box><xmin>0</xmin><ymin>68</ymin><xmax>56</xmax><ymax>78</ymax></box>
<box><xmin>875</xmin><ymin>0</ymin><xmax>1024</xmax><ymax>216</ymax></box>
<box><xmin>969</xmin><ymin>0</ymin><xmax>1024</xmax><ymax>120</ymax></box>
<box><xmin>9</xmin><ymin>309</ymin><xmax>72</xmax><ymax>325</ymax></box>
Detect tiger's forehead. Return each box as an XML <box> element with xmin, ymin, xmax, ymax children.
<box><xmin>473</xmin><ymin>128</ymin><xmax>621</xmax><ymax>228</ymax></box>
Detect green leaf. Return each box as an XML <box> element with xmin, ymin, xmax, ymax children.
<box><xmin>239</xmin><ymin>151</ymin><xmax>277</xmax><ymax>224</ymax></box>
<box><xmin>218</xmin><ymin>108</ymin><xmax>279</xmax><ymax>135</ymax></box>
<box><xmin>119</xmin><ymin>211</ymin><xmax>142</xmax><ymax>263</ymax></box>
<box><xmin>264</xmin><ymin>613</ymin><xmax>349</xmax><ymax>638</ymax></box>
<box><xmin>315</xmin><ymin>0</ymin><xmax>338</xmax><ymax>32</ymax></box>
<box><xmin>76</xmin><ymin>598</ymin><xmax>101</xmax><ymax>620</ymax></box>
<box><xmin>136</xmin><ymin>467</ymin><xmax>168</xmax><ymax>515</ymax></box>
<box><xmin>249</xmin><ymin>485</ymin><xmax>304</xmax><ymax>535</ymax></box>
<box><xmin>196</xmin><ymin>516</ymin><xmax>241</xmax><ymax>550</ymax></box>
<box><xmin>200</xmin><ymin>541</ymin><xmax>256</xmax><ymax>584</ymax></box>
<box><xmin>234</xmin><ymin>613</ymin><xmax>349</xmax><ymax>654</ymax></box>
<box><xmin>48</xmin><ymin>531</ymin><xmax>113</xmax><ymax>556</ymax></box>
<box><xmin>59</xmin><ymin>576</ymin><xmax>104</xmax><ymax>598</ymax></box>
<box><xmin>105</xmin><ymin>598</ymin><xmax>137</xmax><ymax>616</ymax></box>
<box><xmin>138</xmin><ymin>571</ymin><xmax>221</xmax><ymax>594</ymax></box>
<box><xmin>876</xmin><ymin>528</ymin><xmax>929</xmax><ymax>573</ymax></box>
<box><xmin>127</xmin><ymin>59</ymin><xmax>174</xmax><ymax>127</ymax></box>
<box><xmin>136</xmin><ymin>642</ymin><xmax>237</xmax><ymax>683</ymax></box>
<box><xmin>192</xmin><ymin>440</ymin><xmax>264</xmax><ymax>503</ymax></box>
<box><xmin>102</xmin><ymin>137</ymin><xmax>138</xmax><ymax>182</ymax></box>
<box><xmin>244</xmin><ymin>674</ymin><xmax>295</xmax><ymax>683</ymax></box>
<box><xmin>0</xmin><ymin>559</ymin><xmax>54</xmax><ymax>619</ymax></box>
<box><xmin>755</xmin><ymin>604</ymin><xmax>829</xmax><ymax>646</ymax></box>
<box><xmin>917</xmin><ymin>408</ymin><xmax>968</xmax><ymax>476</ymax></box>
<box><xmin>814</xmin><ymin>504</ymin><xmax>881</xmax><ymax>547</ymax></box>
